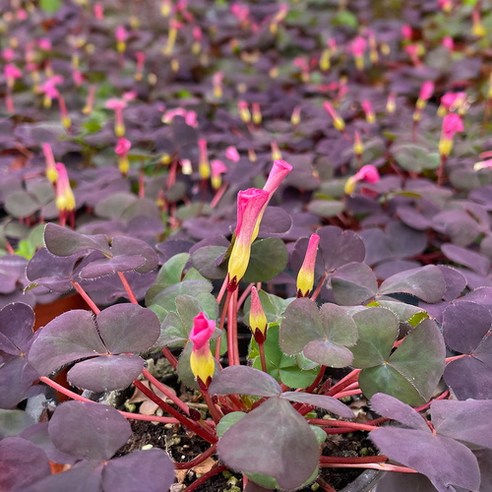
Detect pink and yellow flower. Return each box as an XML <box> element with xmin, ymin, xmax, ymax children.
<box><xmin>344</xmin><ymin>165</ymin><xmax>380</xmax><ymax>195</ymax></box>
<box><xmin>42</xmin><ymin>143</ymin><xmax>58</xmax><ymax>184</ymax></box>
<box><xmin>296</xmin><ymin>233</ymin><xmax>320</xmax><ymax>298</ymax></box>
<box><xmin>249</xmin><ymin>287</ymin><xmax>268</xmax><ymax>344</ymax></box>
<box><xmin>198</xmin><ymin>138</ymin><xmax>210</xmax><ymax>180</ymax></box>
<box><xmin>189</xmin><ymin>312</ymin><xmax>216</xmax><ymax>389</ymax></box>
<box><xmin>439</xmin><ymin>113</ymin><xmax>464</xmax><ymax>157</ymax></box>
<box><xmin>323</xmin><ymin>101</ymin><xmax>345</xmax><ymax>132</ymax></box>
<box><xmin>361</xmin><ymin>100</ymin><xmax>375</xmax><ymax>124</ymax></box>
<box><xmin>115</xmin><ymin>137</ymin><xmax>132</xmax><ymax>176</ymax></box>
<box><xmin>227</xmin><ymin>188</ymin><xmax>269</xmax><ymax>291</ymax></box>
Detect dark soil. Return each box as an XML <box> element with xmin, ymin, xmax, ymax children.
<box><xmin>116</xmin><ymin>416</ymin><xmax>376</xmax><ymax>491</ymax></box>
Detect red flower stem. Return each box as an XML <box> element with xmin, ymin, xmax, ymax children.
<box><xmin>413</xmin><ymin>389</ymin><xmax>449</xmax><ymax>413</ymax></box>
<box><xmin>162</xmin><ymin>347</ymin><xmax>178</xmax><ymax>369</ymax></box>
<box><xmin>309</xmin><ymin>418</ymin><xmax>377</xmax><ymax>432</ymax></box>
<box><xmin>183</xmin><ymin>465</ymin><xmax>226</xmax><ymax>492</ymax></box>
<box><xmin>437</xmin><ymin>155</ymin><xmax>447</xmax><ymax>186</ymax></box>
<box><xmin>311</xmin><ymin>272</ymin><xmax>328</xmax><ymax>302</ymax></box>
<box><xmin>117</xmin><ymin>271</ymin><xmax>139</xmax><ymax>304</ymax></box>
<box><xmin>237</xmin><ymin>283</ymin><xmax>253</xmax><ymax>310</ymax></box>
<box><xmin>201</xmin><ymin>388</ymin><xmax>223</xmax><ymax>423</ymax></box>
<box><xmin>71</xmin><ymin>281</ymin><xmax>101</xmax><ymax>314</ymax></box>
<box><xmin>327</xmin><ymin>369</ymin><xmax>361</xmax><ymax>396</ymax></box>
<box><xmin>133</xmin><ymin>379</ymin><xmax>217</xmax><ymax>444</ymax></box>
<box><xmin>320</xmin><ymin>462</ymin><xmax>417</xmax><ymax>474</ymax></box>
<box><xmin>210</xmin><ymin>183</ymin><xmax>228</xmax><ymax>208</ymax></box>
<box><xmin>142</xmin><ymin>368</ymin><xmax>190</xmax><ymax>415</ymax></box>
<box><xmin>228</xmin><ymin>288</ymin><xmax>239</xmax><ymax>365</ymax></box>
<box><xmin>215</xmin><ymin>289</ymin><xmax>232</xmax><ymax>361</ymax></box>
<box><xmin>320</xmin><ymin>455</ymin><xmax>388</xmax><ymax>464</ymax></box>
<box><xmin>258</xmin><ymin>341</ymin><xmax>268</xmax><ymax>373</ymax></box>
<box><xmin>39</xmin><ymin>376</ymin><xmax>179</xmax><ymax>424</ymax></box>
<box><xmin>174</xmin><ymin>443</ymin><xmax>217</xmax><ymax>470</ymax></box>
<box><xmin>166</xmin><ymin>160</ymin><xmax>178</xmax><ymax>189</ymax></box>
<box><xmin>445</xmin><ymin>354</ymin><xmax>468</xmax><ymax>363</ymax></box>
<box><xmin>333</xmin><ymin>389</ymin><xmax>362</xmax><ymax>399</ymax></box>
<box><xmin>216</xmin><ymin>277</ymin><xmax>228</xmax><ymax>304</ymax></box>
<box><xmin>340</xmin><ymin>381</ymin><xmax>359</xmax><ymax>391</ymax></box>
<box><xmin>138</xmin><ymin>171</ymin><xmax>145</xmax><ymax>198</ymax></box>
<box><xmin>305</xmin><ymin>365</ymin><xmax>326</xmax><ymax>393</ymax></box>
<box><xmin>322</xmin><ymin>427</ymin><xmax>369</xmax><ymax>434</ymax></box>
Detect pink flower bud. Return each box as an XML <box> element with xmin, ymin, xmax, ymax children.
<box><xmin>442</xmin><ymin>113</ymin><xmax>464</xmax><ymax>140</ymax></box>
<box><xmin>249</xmin><ymin>287</ymin><xmax>268</xmax><ymax>343</ymax></box>
<box><xmin>225</xmin><ymin>146</ymin><xmax>240</xmax><ymax>162</ymax></box>
<box><xmin>401</xmin><ymin>24</ymin><xmax>413</xmax><ymax>41</ymax></box>
<box><xmin>115</xmin><ymin>137</ymin><xmax>131</xmax><ymax>157</ymax></box>
<box><xmin>419</xmin><ymin>81</ymin><xmax>434</xmax><ymax>102</ymax></box>
<box><xmin>189</xmin><ymin>312</ymin><xmax>216</xmax><ymax>388</ymax></box>
<box><xmin>296</xmin><ymin>233</ymin><xmax>320</xmax><ymax>297</ymax></box>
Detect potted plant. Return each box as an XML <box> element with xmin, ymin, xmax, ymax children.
<box><xmin>1</xmin><ymin>0</ymin><xmax>492</xmax><ymax>491</ymax></box>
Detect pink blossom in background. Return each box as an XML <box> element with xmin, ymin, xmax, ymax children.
<box><xmin>442</xmin><ymin>36</ymin><xmax>454</xmax><ymax>51</ymax></box>
<box><xmin>231</xmin><ymin>3</ymin><xmax>250</xmax><ymax>24</ymax></box>
<box><xmin>2</xmin><ymin>48</ymin><xmax>15</xmax><ymax>62</ymax></box>
<box><xmin>442</xmin><ymin>113</ymin><xmax>464</xmax><ymax>140</ymax></box>
<box><xmin>38</xmin><ymin>38</ymin><xmax>52</xmax><ymax>51</ymax></box>
<box><xmin>419</xmin><ymin>81</ymin><xmax>434</xmax><ymax>101</ymax></box>
<box><xmin>116</xmin><ymin>26</ymin><xmax>128</xmax><ymax>43</ymax></box>
<box><xmin>350</xmin><ymin>36</ymin><xmax>367</xmax><ymax>58</ymax></box>
<box><xmin>440</xmin><ymin>92</ymin><xmax>466</xmax><ymax>111</ymax></box>
<box><xmin>4</xmin><ymin>64</ymin><xmax>22</xmax><ymax>83</ymax></box>
<box><xmin>354</xmin><ymin>165</ymin><xmax>380</xmax><ymax>183</ymax></box>
<box><xmin>401</xmin><ymin>24</ymin><xmax>413</xmax><ymax>40</ymax></box>
<box><xmin>225</xmin><ymin>146</ymin><xmax>240</xmax><ymax>162</ymax></box>
<box><xmin>93</xmin><ymin>2</ymin><xmax>104</xmax><ymax>20</ymax></box>
<box><xmin>40</xmin><ymin>75</ymin><xmax>64</xmax><ymax>99</ymax></box>
<box><xmin>115</xmin><ymin>137</ymin><xmax>131</xmax><ymax>157</ymax></box>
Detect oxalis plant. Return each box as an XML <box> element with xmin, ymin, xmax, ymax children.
<box><xmin>2</xmin><ymin>0</ymin><xmax>492</xmax><ymax>491</ymax></box>
<box><xmin>0</xmin><ymin>159</ymin><xmax>490</xmax><ymax>492</ymax></box>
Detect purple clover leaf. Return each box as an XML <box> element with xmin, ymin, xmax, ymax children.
<box><xmin>28</xmin><ymin>304</ymin><xmax>160</xmax><ymax>392</ymax></box>
<box><xmin>442</xmin><ymin>301</ymin><xmax>492</xmax><ymax>399</ymax></box>
<box><xmin>0</xmin><ymin>303</ymin><xmax>40</xmax><ymax>408</ymax></box>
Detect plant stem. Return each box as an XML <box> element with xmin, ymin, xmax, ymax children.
<box><xmin>445</xmin><ymin>354</ymin><xmax>468</xmax><ymax>363</ymax></box>
<box><xmin>133</xmin><ymin>379</ymin><xmax>217</xmax><ymax>444</ymax></box>
<box><xmin>201</xmin><ymin>388</ymin><xmax>223</xmax><ymax>423</ymax></box>
<box><xmin>174</xmin><ymin>443</ymin><xmax>217</xmax><ymax>470</ymax></box>
<box><xmin>305</xmin><ymin>365</ymin><xmax>326</xmax><ymax>393</ymax></box>
<box><xmin>117</xmin><ymin>271</ymin><xmax>139</xmax><ymax>304</ymax></box>
<box><xmin>327</xmin><ymin>369</ymin><xmax>361</xmax><ymax>396</ymax></box>
<box><xmin>333</xmin><ymin>389</ymin><xmax>362</xmax><ymax>399</ymax></box>
<box><xmin>40</xmin><ymin>376</ymin><xmax>180</xmax><ymax>424</ymax></box>
<box><xmin>320</xmin><ymin>455</ymin><xmax>387</xmax><ymax>464</ymax></box>
<box><xmin>215</xmin><ymin>289</ymin><xmax>231</xmax><ymax>361</ymax></box>
<box><xmin>142</xmin><ymin>368</ymin><xmax>190</xmax><ymax>415</ymax></box>
<box><xmin>311</xmin><ymin>272</ymin><xmax>328</xmax><ymax>302</ymax></box>
<box><xmin>183</xmin><ymin>464</ymin><xmax>226</xmax><ymax>492</ymax></box>
<box><xmin>310</xmin><ymin>419</ymin><xmax>377</xmax><ymax>432</ymax></box>
<box><xmin>227</xmin><ymin>288</ymin><xmax>239</xmax><ymax>365</ymax></box>
<box><xmin>71</xmin><ymin>281</ymin><xmax>101</xmax><ymax>314</ymax></box>
<box><xmin>437</xmin><ymin>155</ymin><xmax>447</xmax><ymax>186</ymax></box>
<box><xmin>258</xmin><ymin>341</ymin><xmax>268</xmax><ymax>372</ymax></box>
<box><xmin>216</xmin><ymin>276</ymin><xmax>228</xmax><ymax>304</ymax></box>
<box><xmin>320</xmin><ymin>462</ymin><xmax>418</xmax><ymax>474</ymax></box>
<box><xmin>162</xmin><ymin>347</ymin><xmax>178</xmax><ymax>368</ymax></box>
<box><xmin>210</xmin><ymin>183</ymin><xmax>228</xmax><ymax>208</ymax></box>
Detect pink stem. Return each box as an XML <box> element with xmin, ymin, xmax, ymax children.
<box><xmin>71</xmin><ymin>281</ymin><xmax>101</xmax><ymax>314</ymax></box>
<box><xmin>237</xmin><ymin>283</ymin><xmax>253</xmax><ymax>310</ymax></box>
<box><xmin>142</xmin><ymin>368</ymin><xmax>190</xmax><ymax>415</ymax></box>
<box><xmin>320</xmin><ymin>462</ymin><xmax>418</xmax><ymax>474</ymax></box>
<box><xmin>445</xmin><ymin>354</ymin><xmax>468</xmax><ymax>363</ymax></box>
<box><xmin>333</xmin><ymin>389</ymin><xmax>362</xmax><ymax>399</ymax></box>
<box><xmin>327</xmin><ymin>369</ymin><xmax>361</xmax><ymax>396</ymax></box>
<box><xmin>40</xmin><ymin>376</ymin><xmax>179</xmax><ymax>424</ymax></box>
<box><xmin>309</xmin><ymin>418</ymin><xmax>377</xmax><ymax>432</ymax></box>
<box><xmin>117</xmin><ymin>271</ymin><xmax>139</xmax><ymax>304</ymax></box>
<box><xmin>227</xmin><ymin>288</ymin><xmax>239</xmax><ymax>365</ymax></box>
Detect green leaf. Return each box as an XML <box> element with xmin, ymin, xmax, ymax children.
<box><xmin>250</xmin><ymin>325</ymin><xmax>318</xmax><ymax>389</ymax></box>
<box><xmin>217</xmin><ymin>412</ymin><xmax>246</xmax><ymax>438</ymax></box>
<box><xmin>40</xmin><ymin>0</ymin><xmax>62</xmax><ymax>13</ymax></box>
<box><xmin>280</xmin><ymin>299</ymin><xmax>358</xmax><ymax>368</ymax></box>
<box><xmin>352</xmin><ymin>310</ymin><xmax>445</xmax><ymax>405</ymax></box>
<box><xmin>393</xmin><ymin>144</ymin><xmax>440</xmax><ymax>173</ymax></box>
<box><xmin>15</xmin><ymin>240</ymin><xmax>36</xmax><ymax>260</ymax></box>
<box><xmin>243</xmin><ymin>238</ymin><xmax>288</xmax><ymax>283</ymax></box>
<box><xmin>307</xmin><ymin>200</ymin><xmax>345</xmax><ymax>218</ymax></box>
<box><xmin>155</xmin><ymin>253</ymin><xmax>190</xmax><ymax>287</ymax></box>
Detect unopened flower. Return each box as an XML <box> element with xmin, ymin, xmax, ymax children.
<box><xmin>291</xmin><ymin>105</ymin><xmax>302</xmax><ymax>126</ymax></box>
<box><xmin>228</xmin><ymin>188</ymin><xmax>270</xmax><ymax>291</ymax></box>
<box><xmin>231</xmin><ymin>3</ymin><xmax>250</xmax><ymax>25</ymax></box>
<box><xmin>115</xmin><ymin>137</ymin><xmax>132</xmax><ymax>176</ymax></box>
<box><xmin>238</xmin><ymin>100</ymin><xmax>251</xmax><ymax>123</ymax></box>
<box><xmin>105</xmin><ymin>98</ymin><xmax>128</xmax><ymax>137</ymax></box>
<box><xmin>361</xmin><ymin>100</ymin><xmax>376</xmax><ymax>124</ymax></box>
<box><xmin>296</xmin><ymin>233</ymin><xmax>320</xmax><ymax>297</ymax></box>
<box><xmin>401</xmin><ymin>24</ymin><xmax>413</xmax><ymax>41</ymax></box>
<box><xmin>55</xmin><ymin>163</ymin><xmax>76</xmax><ymax>213</ymax></box>
<box><xmin>249</xmin><ymin>287</ymin><xmax>268</xmax><ymax>344</ymax></box>
<box><xmin>271</xmin><ymin>141</ymin><xmax>282</xmax><ymax>161</ymax></box>
<box><xmin>442</xmin><ymin>36</ymin><xmax>454</xmax><ymax>51</ymax></box>
<box><xmin>344</xmin><ymin>165</ymin><xmax>380</xmax><ymax>195</ymax></box>
<box><xmin>351</xmin><ymin>36</ymin><xmax>367</xmax><ymax>70</ymax></box>
<box><xmin>198</xmin><ymin>138</ymin><xmax>210</xmax><ymax>180</ymax></box>
<box><xmin>42</xmin><ymin>143</ymin><xmax>58</xmax><ymax>184</ymax></box>
<box><xmin>225</xmin><ymin>146</ymin><xmax>240</xmax><ymax>162</ymax></box>
<box><xmin>252</xmin><ymin>102</ymin><xmax>262</xmax><ymax>125</ymax></box>
<box><xmin>323</xmin><ymin>101</ymin><xmax>345</xmax><ymax>132</ymax></box>
<box><xmin>116</xmin><ymin>26</ymin><xmax>128</xmax><ymax>53</ymax></box>
<box><xmin>472</xmin><ymin>9</ymin><xmax>486</xmax><ymax>38</ymax></box>
<box><xmin>211</xmin><ymin>159</ymin><xmax>227</xmax><ymax>190</ymax></box>
<box><xmin>189</xmin><ymin>312</ymin><xmax>216</xmax><ymax>389</ymax></box>
<box><xmin>438</xmin><ymin>0</ymin><xmax>453</xmax><ymax>13</ymax></box>
<box><xmin>93</xmin><ymin>2</ymin><xmax>104</xmax><ymax>20</ymax></box>
<box><xmin>439</xmin><ymin>113</ymin><xmax>464</xmax><ymax>157</ymax></box>
<box><xmin>4</xmin><ymin>63</ymin><xmax>22</xmax><ymax>88</ymax></box>
<box><xmin>438</xmin><ymin>92</ymin><xmax>467</xmax><ymax>117</ymax></box>
<box><xmin>386</xmin><ymin>92</ymin><xmax>396</xmax><ymax>114</ymax></box>
<box><xmin>212</xmin><ymin>71</ymin><xmax>223</xmax><ymax>99</ymax></box>
<box><xmin>353</xmin><ymin>131</ymin><xmax>364</xmax><ymax>157</ymax></box>
<box><xmin>416</xmin><ymin>80</ymin><xmax>434</xmax><ymax>109</ymax></box>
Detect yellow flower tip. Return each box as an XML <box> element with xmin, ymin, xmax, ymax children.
<box><xmin>334</xmin><ymin>117</ymin><xmax>345</xmax><ymax>132</ymax></box>
<box><xmin>190</xmin><ymin>350</ymin><xmax>215</xmax><ymax>389</ymax></box>
<box><xmin>344</xmin><ymin>176</ymin><xmax>357</xmax><ymax>195</ymax></box>
<box><xmin>117</xmin><ymin>41</ymin><xmax>126</xmax><ymax>53</ymax></box>
<box><xmin>46</xmin><ymin>167</ymin><xmax>58</xmax><ymax>184</ymax></box>
<box><xmin>118</xmin><ymin>157</ymin><xmax>130</xmax><ymax>176</ymax></box>
<box><xmin>249</xmin><ymin>287</ymin><xmax>268</xmax><ymax>342</ymax></box>
<box><xmin>439</xmin><ymin>138</ymin><xmax>453</xmax><ymax>157</ymax></box>
<box><xmin>115</xmin><ymin>122</ymin><xmax>125</xmax><ymax>137</ymax></box>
